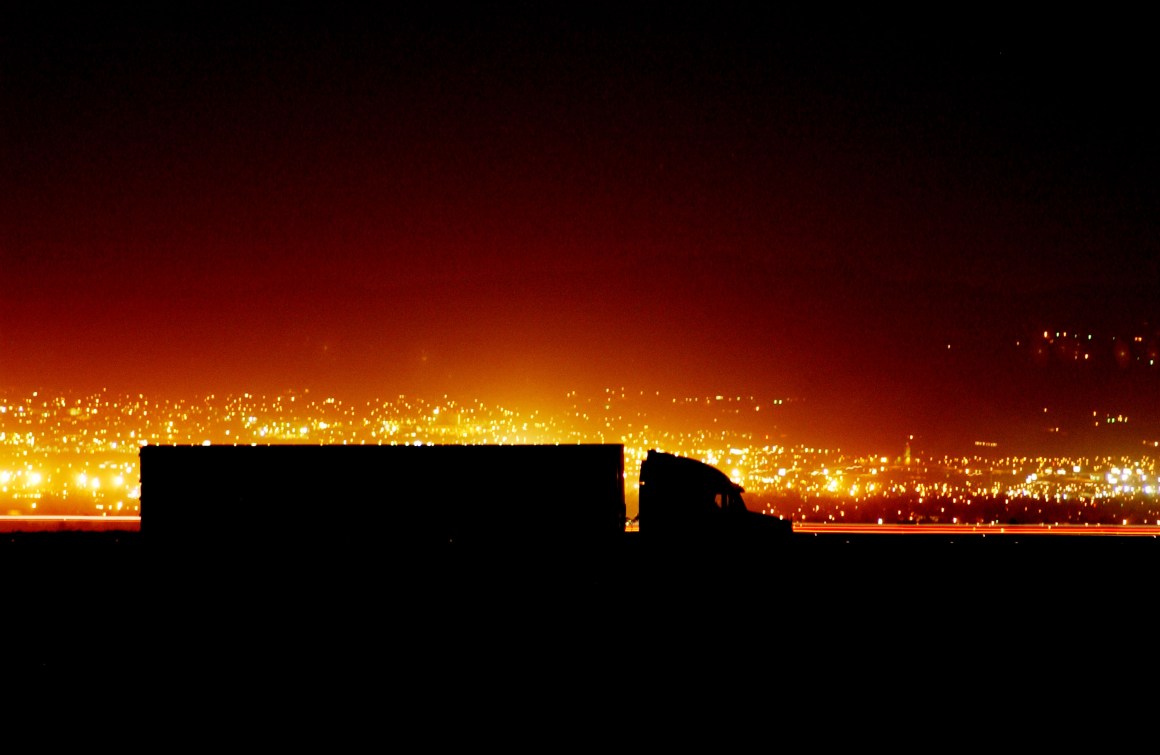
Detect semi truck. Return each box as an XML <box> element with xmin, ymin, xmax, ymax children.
<box><xmin>132</xmin><ymin>442</ymin><xmax>794</xmax><ymax>680</ymax></box>
<box><xmin>138</xmin><ymin>443</ymin><xmax>792</xmax><ymax>585</ymax></box>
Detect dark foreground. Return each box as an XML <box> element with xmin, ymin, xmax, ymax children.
<box><xmin>6</xmin><ymin>529</ymin><xmax>1158</xmax><ymax>720</ymax></box>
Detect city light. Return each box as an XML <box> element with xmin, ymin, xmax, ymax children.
<box><xmin>1</xmin><ymin>388</ymin><xmax>1159</xmax><ymax>526</ymax></box>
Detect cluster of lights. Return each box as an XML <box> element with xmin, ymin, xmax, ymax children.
<box><xmin>2</xmin><ymin>389</ymin><xmax>1158</xmax><ymax>526</ymax></box>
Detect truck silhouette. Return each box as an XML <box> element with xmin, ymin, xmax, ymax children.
<box><xmin>132</xmin><ymin>442</ymin><xmax>795</xmax><ymax>678</ymax></box>
<box><xmin>138</xmin><ymin>443</ymin><xmax>792</xmax><ymax>587</ymax></box>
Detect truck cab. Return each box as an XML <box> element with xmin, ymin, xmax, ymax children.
<box><xmin>637</xmin><ymin>449</ymin><xmax>792</xmax><ymax>543</ymax></box>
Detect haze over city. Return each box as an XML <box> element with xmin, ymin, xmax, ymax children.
<box><xmin>3</xmin><ymin>7</ymin><xmax>1157</xmax><ymax>458</ymax></box>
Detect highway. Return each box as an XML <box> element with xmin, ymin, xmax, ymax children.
<box><xmin>4</xmin><ymin>515</ymin><xmax>1160</xmax><ymax>537</ymax></box>
<box><xmin>0</xmin><ymin>514</ymin><xmax>140</xmax><ymax>532</ymax></box>
<box><xmin>791</xmin><ymin>522</ymin><xmax>1160</xmax><ymax>537</ymax></box>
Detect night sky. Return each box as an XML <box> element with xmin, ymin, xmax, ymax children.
<box><xmin>3</xmin><ymin>7</ymin><xmax>1157</xmax><ymax>456</ymax></box>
